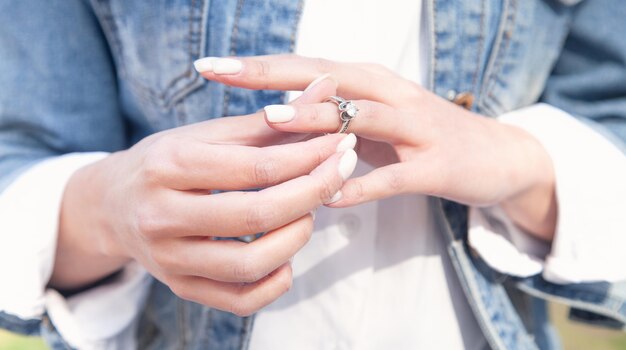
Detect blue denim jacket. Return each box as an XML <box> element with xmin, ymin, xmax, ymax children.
<box><xmin>1</xmin><ymin>0</ymin><xmax>625</xmax><ymax>349</ymax></box>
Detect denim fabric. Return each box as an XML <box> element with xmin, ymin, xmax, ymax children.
<box><xmin>1</xmin><ymin>0</ymin><xmax>625</xmax><ymax>349</ymax></box>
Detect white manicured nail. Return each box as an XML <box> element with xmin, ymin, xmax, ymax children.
<box><xmin>213</xmin><ymin>58</ymin><xmax>243</xmax><ymax>74</ymax></box>
<box><xmin>305</xmin><ymin>73</ymin><xmax>332</xmax><ymax>92</ymax></box>
<box><xmin>336</xmin><ymin>133</ymin><xmax>357</xmax><ymax>152</ymax></box>
<box><xmin>325</xmin><ymin>191</ymin><xmax>343</xmax><ymax>204</ymax></box>
<box><xmin>193</xmin><ymin>57</ymin><xmax>217</xmax><ymax>73</ymax></box>
<box><xmin>338</xmin><ymin>149</ymin><xmax>358</xmax><ymax>180</ymax></box>
<box><xmin>264</xmin><ymin>105</ymin><xmax>295</xmax><ymax>123</ymax></box>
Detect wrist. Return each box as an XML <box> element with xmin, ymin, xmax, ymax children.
<box><xmin>51</xmin><ymin>156</ymin><xmax>131</xmax><ymax>290</ymax></box>
<box><xmin>500</xmin><ymin>124</ymin><xmax>557</xmax><ymax>240</ymax></box>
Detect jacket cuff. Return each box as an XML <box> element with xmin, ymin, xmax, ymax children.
<box><xmin>0</xmin><ymin>153</ymin><xmax>151</xmax><ymax>348</ymax></box>
<box><xmin>0</xmin><ymin>153</ymin><xmax>108</xmax><ymax>320</ymax></box>
<box><xmin>45</xmin><ymin>262</ymin><xmax>150</xmax><ymax>349</ymax></box>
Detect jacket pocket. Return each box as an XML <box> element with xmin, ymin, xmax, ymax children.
<box><xmin>93</xmin><ymin>0</ymin><xmax>208</xmax><ymax>109</ymax></box>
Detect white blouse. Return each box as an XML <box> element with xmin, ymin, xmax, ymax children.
<box><xmin>249</xmin><ymin>1</ymin><xmax>485</xmax><ymax>349</ymax></box>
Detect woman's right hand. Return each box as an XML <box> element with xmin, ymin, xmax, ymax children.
<box><xmin>52</xmin><ymin>112</ymin><xmax>357</xmax><ymax>316</ymax></box>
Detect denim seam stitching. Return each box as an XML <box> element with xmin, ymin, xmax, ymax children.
<box><xmin>223</xmin><ymin>0</ymin><xmax>245</xmax><ymax>117</ymax></box>
<box><xmin>89</xmin><ymin>0</ymin><xmax>125</xmax><ymax>77</ymax></box>
<box><xmin>168</xmin><ymin>0</ymin><xmax>211</xmax><ymax>111</ymax></box>
<box><xmin>91</xmin><ymin>0</ymin><xmax>206</xmax><ymax>111</ymax></box>
<box><xmin>430</xmin><ymin>0</ymin><xmax>438</xmax><ymax>92</ymax></box>
<box><xmin>476</xmin><ymin>0</ymin><xmax>509</xmax><ymax>115</ymax></box>
<box><xmin>177</xmin><ymin>299</ymin><xmax>187</xmax><ymax>350</ymax></box>
<box><xmin>447</xmin><ymin>242</ymin><xmax>508</xmax><ymax>350</ymax></box>
<box><xmin>156</xmin><ymin>0</ymin><xmax>202</xmax><ymax>103</ymax></box>
<box><xmin>485</xmin><ymin>0</ymin><xmax>518</xmax><ymax>105</ymax></box>
<box><xmin>472</xmin><ymin>0</ymin><xmax>486</xmax><ymax>98</ymax></box>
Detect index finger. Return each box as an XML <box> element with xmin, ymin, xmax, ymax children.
<box><xmin>158</xmin><ymin>148</ymin><xmax>358</xmax><ymax>238</ymax></box>
<box><xmin>194</xmin><ymin>55</ymin><xmax>415</xmax><ymax>105</ymax></box>
<box><xmin>162</xmin><ymin>133</ymin><xmax>355</xmax><ymax>191</ymax></box>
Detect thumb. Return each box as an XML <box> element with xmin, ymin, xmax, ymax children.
<box><xmin>291</xmin><ymin>74</ymin><xmax>339</xmax><ymax>105</ymax></box>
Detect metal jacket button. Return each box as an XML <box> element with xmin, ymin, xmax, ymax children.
<box><xmin>446</xmin><ymin>90</ymin><xmax>475</xmax><ymax>110</ymax></box>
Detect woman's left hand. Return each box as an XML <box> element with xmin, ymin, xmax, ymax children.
<box><xmin>195</xmin><ymin>55</ymin><xmax>557</xmax><ymax>240</ymax></box>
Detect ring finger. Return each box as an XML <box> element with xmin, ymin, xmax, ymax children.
<box><xmin>170</xmin><ymin>262</ymin><xmax>292</xmax><ymax>316</ymax></box>
<box><xmin>263</xmin><ymin>100</ymin><xmax>410</xmax><ymax>143</ymax></box>
<box><xmin>159</xmin><ymin>214</ymin><xmax>314</xmax><ymax>283</ymax></box>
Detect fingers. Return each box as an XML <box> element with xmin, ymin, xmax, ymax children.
<box><xmin>157</xmin><ymin>133</ymin><xmax>351</xmax><ymax>190</ymax></box>
<box><xmin>327</xmin><ymin>163</ymin><xmax>415</xmax><ymax>207</ymax></box>
<box><xmin>169</xmin><ymin>262</ymin><xmax>292</xmax><ymax>317</ymax></box>
<box><xmin>147</xmin><ymin>148</ymin><xmax>358</xmax><ymax>238</ymax></box>
<box><xmin>158</xmin><ymin>214</ymin><xmax>313</xmax><ymax>283</ymax></box>
<box><xmin>194</xmin><ymin>55</ymin><xmax>416</xmax><ymax>105</ymax></box>
<box><xmin>187</xmin><ymin>149</ymin><xmax>356</xmax><ymax>236</ymax></box>
<box><xmin>170</xmin><ymin>110</ymin><xmax>285</xmax><ymax>148</ymax></box>
<box><xmin>290</xmin><ymin>73</ymin><xmax>339</xmax><ymax>105</ymax></box>
<box><xmin>263</xmin><ymin>101</ymin><xmax>410</xmax><ymax>143</ymax></box>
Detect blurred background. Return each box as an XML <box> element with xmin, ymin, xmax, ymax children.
<box><xmin>0</xmin><ymin>303</ymin><xmax>624</xmax><ymax>349</ymax></box>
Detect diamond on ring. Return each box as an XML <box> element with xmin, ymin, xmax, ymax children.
<box><xmin>325</xmin><ymin>96</ymin><xmax>359</xmax><ymax>133</ymax></box>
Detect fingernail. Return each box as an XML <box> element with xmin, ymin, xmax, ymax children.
<box><xmin>264</xmin><ymin>105</ymin><xmax>295</xmax><ymax>123</ymax></box>
<box><xmin>213</xmin><ymin>58</ymin><xmax>243</xmax><ymax>74</ymax></box>
<box><xmin>336</xmin><ymin>133</ymin><xmax>357</xmax><ymax>153</ymax></box>
<box><xmin>193</xmin><ymin>57</ymin><xmax>217</xmax><ymax>73</ymax></box>
<box><xmin>310</xmin><ymin>209</ymin><xmax>317</xmax><ymax>220</ymax></box>
<box><xmin>338</xmin><ymin>149</ymin><xmax>358</xmax><ymax>180</ymax></box>
<box><xmin>304</xmin><ymin>73</ymin><xmax>332</xmax><ymax>92</ymax></box>
<box><xmin>325</xmin><ymin>191</ymin><xmax>343</xmax><ymax>204</ymax></box>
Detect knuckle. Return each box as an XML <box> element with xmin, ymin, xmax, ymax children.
<box><xmin>245</xmin><ymin>203</ymin><xmax>277</xmax><ymax>233</ymax></box>
<box><xmin>283</xmin><ymin>267</ymin><xmax>294</xmax><ymax>292</ymax></box>
<box><xmin>385</xmin><ymin>168</ymin><xmax>406</xmax><ymax>192</ymax></box>
<box><xmin>135</xmin><ymin>204</ymin><xmax>167</xmax><ymax>237</ymax></box>
<box><xmin>229</xmin><ymin>297</ymin><xmax>255</xmax><ymax>317</ymax></box>
<box><xmin>306</xmin><ymin>105</ymin><xmax>322</xmax><ymax>124</ymax></box>
<box><xmin>307</xmin><ymin>138</ymin><xmax>332</xmax><ymax>167</ymax></box>
<box><xmin>290</xmin><ymin>217</ymin><xmax>314</xmax><ymax>245</ymax></box>
<box><xmin>276</xmin><ymin>268</ymin><xmax>293</xmax><ymax>295</ymax></box>
<box><xmin>350</xmin><ymin>180</ymin><xmax>365</xmax><ymax>202</ymax></box>
<box><xmin>253</xmin><ymin>157</ymin><xmax>279</xmax><ymax>186</ymax></box>
<box><xmin>142</xmin><ymin>136</ymin><xmax>187</xmax><ymax>183</ymax></box>
<box><xmin>169</xmin><ymin>279</ymin><xmax>193</xmax><ymax>301</ymax></box>
<box><xmin>356</xmin><ymin>101</ymin><xmax>375</xmax><ymax>122</ymax></box>
<box><xmin>313</xmin><ymin>57</ymin><xmax>334</xmax><ymax>74</ymax></box>
<box><xmin>252</xmin><ymin>60</ymin><xmax>271</xmax><ymax>81</ymax></box>
<box><xmin>402</xmin><ymin>82</ymin><xmax>427</xmax><ymax>102</ymax></box>
<box><xmin>142</xmin><ymin>153</ymin><xmax>168</xmax><ymax>185</ymax></box>
<box><xmin>150</xmin><ymin>246</ymin><xmax>179</xmax><ymax>271</ymax></box>
<box><xmin>317</xmin><ymin>175</ymin><xmax>337</xmax><ymax>203</ymax></box>
<box><xmin>232</xmin><ymin>256</ymin><xmax>262</xmax><ymax>283</ymax></box>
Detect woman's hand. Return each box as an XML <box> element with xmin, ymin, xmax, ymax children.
<box><xmin>53</xmin><ymin>110</ymin><xmax>358</xmax><ymax>316</ymax></box>
<box><xmin>195</xmin><ymin>55</ymin><xmax>557</xmax><ymax>240</ymax></box>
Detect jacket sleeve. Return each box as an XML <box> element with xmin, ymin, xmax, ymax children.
<box><xmin>0</xmin><ymin>0</ymin><xmax>128</xmax><ymax>192</ymax></box>
<box><xmin>540</xmin><ymin>0</ymin><xmax>626</xmax><ymax>152</ymax></box>
<box><xmin>0</xmin><ymin>0</ymin><xmax>131</xmax><ymax>342</ymax></box>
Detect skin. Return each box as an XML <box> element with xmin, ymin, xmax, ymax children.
<box><xmin>51</xmin><ymin>87</ymin><xmax>356</xmax><ymax>317</ymax></box>
<box><xmin>199</xmin><ymin>54</ymin><xmax>558</xmax><ymax>241</ymax></box>
<box><xmin>51</xmin><ymin>54</ymin><xmax>557</xmax><ymax>317</ymax></box>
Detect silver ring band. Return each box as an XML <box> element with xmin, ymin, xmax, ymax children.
<box><xmin>325</xmin><ymin>96</ymin><xmax>359</xmax><ymax>133</ymax></box>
